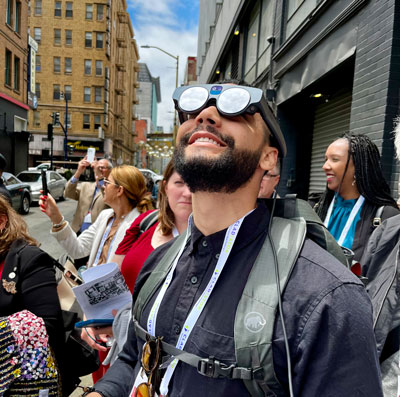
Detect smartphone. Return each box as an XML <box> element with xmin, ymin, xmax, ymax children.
<box><xmin>41</xmin><ymin>169</ymin><xmax>48</xmax><ymax>195</ymax></box>
<box><xmin>87</xmin><ymin>147</ymin><xmax>96</xmax><ymax>163</ymax></box>
<box><xmin>75</xmin><ymin>318</ymin><xmax>114</xmax><ymax>328</ymax></box>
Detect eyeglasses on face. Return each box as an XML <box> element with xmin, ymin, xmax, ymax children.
<box><xmin>98</xmin><ymin>166</ymin><xmax>109</xmax><ymax>170</ymax></box>
<box><xmin>263</xmin><ymin>172</ymin><xmax>279</xmax><ymax>178</ymax></box>
<box><xmin>172</xmin><ymin>84</ymin><xmax>287</xmax><ymax>157</ymax></box>
<box><xmin>103</xmin><ymin>179</ymin><xmax>119</xmax><ymax>187</ymax></box>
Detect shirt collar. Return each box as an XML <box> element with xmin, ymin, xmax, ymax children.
<box><xmin>188</xmin><ymin>200</ymin><xmax>271</xmax><ymax>255</ymax></box>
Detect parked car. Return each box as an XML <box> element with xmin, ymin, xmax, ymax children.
<box><xmin>2</xmin><ymin>172</ymin><xmax>32</xmax><ymax>214</ymax></box>
<box><xmin>28</xmin><ymin>163</ymin><xmax>51</xmax><ymax>171</ymax></box>
<box><xmin>138</xmin><ymin>168</ymin><xmax>162</xmax><ymax>183</ymax></box>
<box><xmin>17</xmin><ymin>170</ymin><xmax>67</xmax><ymax>202</ymax></box>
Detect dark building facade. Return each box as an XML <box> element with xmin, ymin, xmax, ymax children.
<box><xmin>197</xmin><ymin>0</ymin><xmax>400</xmax><ymax>200</ymax></box>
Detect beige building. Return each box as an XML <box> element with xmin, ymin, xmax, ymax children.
<box><xmin>0</xmin><ymin>0</ymin><xmax>31</xmax><ymax>173</ymax></box>
<box><xmin>28</xmin><ymin>0</ymin><xmax>139</xmax><ymax>167</ymax></box>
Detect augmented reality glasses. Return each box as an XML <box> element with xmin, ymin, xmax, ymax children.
<box><xmin>172</xmin><ymin>84</ymin><xmax>287</xmax><ymax>157</ymax></box>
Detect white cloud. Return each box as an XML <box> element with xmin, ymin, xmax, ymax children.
<box><xmin>127</xmin><ymin>1</ymin><xmax>198</xmax><ymax>132</ymax></box>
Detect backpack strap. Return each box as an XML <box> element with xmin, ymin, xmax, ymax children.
<box><xmin>133</xmin><ymin>231</ymin><xmax>190</xmax><ymax>320</ymax></box>
<box><xmin>234</xmin><ymin>216</ymin><xmax>307</xmax><ymax>397</ymax></box>
<box><xmin>138</xmin><ymin>210</ymin><xmax>160</xmax><ymax>237</ymax></box>
<box><xmin>372</xmin><ymin>206</ymin><xmax>384</xmax><ymax>228</ymax></box>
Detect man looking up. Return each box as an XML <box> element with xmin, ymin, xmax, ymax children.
<box><xmin>88</xmin><ymin>84</ymin><xmax>382</xmax><ymax>396</ymax></box>
<box><xmin>258</xmin><ymin>164</ymin><xmax>280</xmax><ymax>198</ymax></box>
<box><xmin>64</xmin><ymin>156</ymin><xmax>112</xmax><ymax>233</ymax></box>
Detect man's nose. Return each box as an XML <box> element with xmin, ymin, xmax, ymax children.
<box><xmin>194</xmin><ymin>106</ymin><xmax>222</xmax><ymax>128</ymax></box>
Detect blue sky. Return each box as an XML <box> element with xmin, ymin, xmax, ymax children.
<box><xmin>127</xmin><ymin>0</ymin><xmax>200</xmax><ymax>132</ymax></box>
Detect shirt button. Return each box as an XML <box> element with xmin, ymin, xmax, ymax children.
<box><xmin>190</xmin><ymin>276</ymin><xmax>198</xmax><ymax>284</ymax></box>
<box><xmin>215</xmin><ymin>253</ymin><xmax>220</xmax><ymax>259</ymax></box>
<box><xmin>202</xmin><ymin>240</ymin><xmax>208</xmax><ymax>247</ymax></box>
<box><xmin>174</xmin><ymin>325</ymin><xmax>181</xmax><ymax>335</ymax></box>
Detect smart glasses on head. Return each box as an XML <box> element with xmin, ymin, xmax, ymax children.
<box><xmin>172</xmin><ymin>84</ymin><xmax>287</xmax><ymax>157</ymax></box>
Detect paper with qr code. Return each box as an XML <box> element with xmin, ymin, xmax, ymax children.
<box><xmin>73</xmin><ymin>262</ymin><xmax>132</xmax><ymax>320</ymax></box>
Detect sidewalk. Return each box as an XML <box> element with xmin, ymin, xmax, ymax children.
<box><xmin>70</xmin><ymin>375</ymin><xmax>93</xmax><ymax>397</ymax></box>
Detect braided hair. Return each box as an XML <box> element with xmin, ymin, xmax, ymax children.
<box><xmin>315</xmin><ymin>133</ymin><xmax>397</xmax><ymax>220</ymax></box>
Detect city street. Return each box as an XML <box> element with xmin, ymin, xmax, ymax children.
<box><xmin>23</xmin><ymin>198</ymin><xmax>77</xmax><ymax>260</ymax></box>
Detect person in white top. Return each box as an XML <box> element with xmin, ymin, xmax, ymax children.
<box><xmin>39</xmin><ymin>165</ymin><xmax>154</xmax><ymax>269</ymax></box>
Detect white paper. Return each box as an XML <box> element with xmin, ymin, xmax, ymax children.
<box><xmin>87</xmin><ymin>147</ymin><xmax>96</xmax><ymax>163</ymax></box>
<box><xmin>73</xmin><ymin>262</ymin><xmax>132</xmax><ymax>320</ymax></box>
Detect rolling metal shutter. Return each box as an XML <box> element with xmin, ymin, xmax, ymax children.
<box><xmin>308</xmin><ymin>90</ymin><xmax>352</xmax><ymax>193</ymax></box>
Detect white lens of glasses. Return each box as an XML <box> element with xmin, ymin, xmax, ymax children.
<box><xmin>218</xmin><ymin>87</ymin><xmax>251</xmax><ymax>114</ymax></box>
<box><xmin>179</xmin><ymin>87</ymin><xmax>209</xmax><ymax>112</ymax></box>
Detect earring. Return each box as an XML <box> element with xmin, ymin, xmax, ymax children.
<box><xmin>352</xmin><ymin>177</ymin><xmax>356</xmax><ymax>187</ymax></box>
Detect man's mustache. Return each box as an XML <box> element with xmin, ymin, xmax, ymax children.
<box><xmin>179</xmin><ymin>125</ymin><xmax>234</xmax><ymax>148</ymax></box>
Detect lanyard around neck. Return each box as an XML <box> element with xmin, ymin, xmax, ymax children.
<box><xmin>324</xmin><ymin>194</ymin><xmax>365</xmax><ymax>246</ymax></box>
<box><xmin>92</xmin><ymin>215</ymin><xmax>120</xmax><ymax>266</ymax></box>
<box><xmin>146</xmin><ymin>212</ymin><xmax>251</xmax><ymax>396</ymax></box>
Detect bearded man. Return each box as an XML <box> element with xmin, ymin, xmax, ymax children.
<box><xmin>87</xmin><ymin>84</ymin><xmax>382</xmax><ymax>397</ymax></box>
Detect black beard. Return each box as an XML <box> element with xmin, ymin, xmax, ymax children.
<box><xmin>173</xmin><ymin>126</ymin><xmax>263</xmax><ymax>193</ymax></box>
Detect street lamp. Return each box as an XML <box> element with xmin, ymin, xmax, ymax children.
<box><xmin>141</xmin><ymin>45</ymin><xmax>179</xmax><ymax>141</ymax></box>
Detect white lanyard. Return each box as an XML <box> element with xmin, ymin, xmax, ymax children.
<box><xmin>153</xmin><ymin>214</ymin><xmax>249</xmax><ymax>396</ymax></box>
<box><xmin>324</xmin><ymin>195</ymin><xmax>365</xmax><ymax>246</ymax></box>
<box><xmin>92</xmin><ymin>216</ymin><xmax>118</xmax><ymax>266</ymax></box>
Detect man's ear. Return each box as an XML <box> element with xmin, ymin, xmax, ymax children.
<box><xmin>259</xmin><ymin>145</ymin><xmax>278</xmax><ymax>173</ymax></box>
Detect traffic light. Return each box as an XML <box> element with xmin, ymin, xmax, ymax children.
<box><xmin>67</xmin><ymin>144</ymin><xmax>74</xmax><ymax>155</ymax></box>
<box><xmin>47</xmin><ymin>123</ymin><xmax>53</xmax><ymax>140</ymax></box>
<box><xmin>54</xmin><ymin>112</ymin><xmax>60</xmax><ymax>125</ymax></box>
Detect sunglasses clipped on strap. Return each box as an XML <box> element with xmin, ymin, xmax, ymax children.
<box><xmin>172</xmin><ymin>84</ymin><xmax>287</xmax><ymax>157</ymax></box>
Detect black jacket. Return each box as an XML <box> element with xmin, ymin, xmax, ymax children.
<box><xmin>0</xmin><ymin>240</ymin><xmax>66</xmax><ymax>389</ymax></box>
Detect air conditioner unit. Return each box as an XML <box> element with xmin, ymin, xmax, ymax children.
<box><xmin>98</xmin><ymin>126</ymin><xmax>104</xmax><ymax>139</ymax></box>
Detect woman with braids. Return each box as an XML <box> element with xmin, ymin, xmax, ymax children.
<box><xmin>314</xmin><ymin>133</ymin><xmax>399</xmax><ymax>263</ymax></box>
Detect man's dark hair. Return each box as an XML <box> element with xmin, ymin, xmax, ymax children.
<box><xmin>0</xmin><ymin>154</ymin><xmax>7</xmax><ymax>171</ymax></box>
<box><xmin>315</xmin><ymin>133</ymin><xmax>397</xmax><ymax>220</ymax></box>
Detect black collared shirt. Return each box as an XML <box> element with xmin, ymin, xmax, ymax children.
<box><xmin>96</xmin><ymin>201</ymin><xmax>382</xmax><ymax>396</ymax></box>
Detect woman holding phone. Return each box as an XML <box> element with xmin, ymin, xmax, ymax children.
<box><xmin>39</xmin><ymin>165</ymin><xmax>153</xmax><ymax>270</ymax></box>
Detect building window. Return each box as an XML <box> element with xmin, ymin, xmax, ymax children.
<box><xmin>53</xmin><ymin>84</ymin><xmax>61</xmax><ymax>100</ymax></box>
<box><xmin>36</xmin><ymin>55</ymin><xmax>41</xmax><ymax>72</ymax></box>
<box><xmin>65</xmin><ymin>30</ymin><xmax>72</xmax><ymax>45</ymax></box>
<box><xmin>94</xmin><ymin>87</ymin><xmax>102</xmax><ymax>103</ymax></box>
<box><xmin>95</xmin><ymin>60</ymin><xmax>102</xmax><ymax>76</ymax></box>
<box><xmin>14</xmin><ymin>56</ymin><xmax>20</xmax><ymax>91</ymax></box>
<box><xmin>96</xmin><ymin>4</ymin><xmax>104</xmax><ymax>21</ymax></box>
<box><xmin>286</xmin><ymin>0</ymin><xmax>320</xmax><ymax>38</ymax></box>
<box><xmin>84</xmin><ymin>87</ymin><xmax>91</xmax><ymax>102</ymax></box>
<box><xmin>54</xmin><ymin>29</ymin><xmax>61</xmax><ymax>45</ymax></box>
<box><xmin>65</xmin><ymin>112</ymin><xmax>71</xmax><ymax>128</ymax></box>
<box><xmin>34</xmin><ymin>27</ymin><xmax>41</xmax><ymax>44</ymax></box>
<box><xmin>86</xmin><ymin>4</ymin><xmax>93</xmax><ymax>19</ymax></box>
<box><xmin>6</xmin><ymin>0</ymin><xmax>13</xmax><ymax>26</ymax></box>
<box><xmin>34</xmin><ymin>0</ymin><xmax>42</xmax><ymax>16</ymax></box>
<box><xmin>83</xmin><ymin>114</ymin><xmax>90</xmax><ymax>129</ymax></box>
<box><xmin>65</xmin><ymin>57</ymin><xmax>72</xmax><ymax>73</ymax></box>
<box><xmin>94</xmin><ymin>114</ymin><xmax>101</xmax><ymax>129</ymax></box>
<box><xmin>34</xmin><ymin>111</ymin><xmax>40</xmax><ymax>126</ymax></box>
<box><xmin>5</xmin><ymin>50</ymin><xmax>12</xmax><ymax>86</ymax></box>
<box><xmin>54</xmin><ymin>1</ymin><xmax>61</xmax><ymax>17</ymax></box>
<box><xmin>244</xmin><ymin>3</ymin><xmax>260</xmax><ymax>83</ymax></box>
<box><xmin>64</xmin><ymin>85</ymin><xmax>71</xmax><ymax>101</ymax></box>
<box><xmin>53</xmin><ymin>57</ymin><xmax>61</xmax><ymax>73</ymax></box>
<box><xmin>84</xmin><ymin>59</ymin><xmax>92</xmax><ymax>75</ymax></box>
<box><xmin>35</xmin><ymin>82</ymin><xmax>41</xmax><ymax>99</ymax></box>
<box><xmin>65</xmin><ymin>2</ymin><xmax>73</xmax><ymax>18</ymax></box>
<box><xmin>15</xmin><ymin>1</ymin><xmax>21</xmax><ymax>33</ymax></box>
<box><xmin>96</xmin><ymin>33</ymin><xmax>104</xmax><ymax>49</ymax></box>
<box><xmin>85</xmin><ymin>32</ymin><xmax>92</xmax><ymax>48</ymax></box>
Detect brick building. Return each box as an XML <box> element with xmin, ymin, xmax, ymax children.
<box><xmin>0</xmin><ymin>0</ymin><xmax>30</xmax><ymax>174</ymax></box>
<box><xmin>28</xmin><ymin>0</ymin><xmax>139</xmax><ymax>167</ymax></box>
<box><xmin>197</xmin><ymin>0</ymin><xmax>400</xmax><ymax>200</ymax></box>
